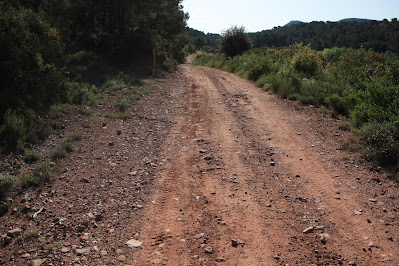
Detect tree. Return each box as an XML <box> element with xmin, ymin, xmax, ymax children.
<box><xmin>221</xmin><ymin>26</ymin><xmax>251</xmax><ymax>57</ymax></box>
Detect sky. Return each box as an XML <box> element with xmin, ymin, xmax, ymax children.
<box><xmin>182</xmin><ymin>0</ymin><xmax>399</xmax><ymax>34</ymax></box>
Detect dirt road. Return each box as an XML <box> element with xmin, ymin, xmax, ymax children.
<box><xmin>134</xmin><ymin>64</ymin><xmax>399</xmax><ymax>265</ymax></box>
<box><xmin>1</xmin><ymin>63</ymin><xmax>398</xmax><ymax>265</ymax></box>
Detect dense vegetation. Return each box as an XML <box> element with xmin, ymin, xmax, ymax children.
<box><xmin>0</xmin><ymin>0</ymin><xmax>188</xmax><ymax>152</ymax></box>
<box><xmin>193</xmin><ymin>45</ymin><xmax>399</xmax><ymax>172</ymax></box>
<box><xmin>250</xmin><ymin>19</ymin><xmax>399</xmax><ymax>53</ymax></box>
<box><xmin>187</xmin><ymin>28</ymin><xmax>219</xmax><ymax>53</ymax></box>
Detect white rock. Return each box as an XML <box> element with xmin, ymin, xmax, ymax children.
<box><xmin>126</xmin><ymin>239</ymin><xmax>143</xmax><ymax>248</ymax></box>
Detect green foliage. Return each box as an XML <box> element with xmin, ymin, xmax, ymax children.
<box><xmin>24</xmin><ymin>230</ymin><xmax>39</xmax><ymax>240</ymax></box>
<box><xmin>0</xmin><ymin>201</ymin><xmax>11</xmax><ymax>216</ymax></box>
<box><xmin>221</xmin><ymin>26</ymin><xmax>252</xmax><ymax>57</ymax></box>
<box><xmin>24</xmin><ymin>150</ymin><xmax>41</xmax><ymax>163</ymax></box>
<box><xmin>322</xmin><ymin>47</ymin><xmax>348</xmax><ymax>62</ymax></box>
<box><xmin>116</xmin><ymin>99</ymin><xmax>129</xmax><ymax>112</ymax></box>
<box><xmin>19</xmin><ymin>174</ymin><xmax>41</xmax><ymax>189</ymax></box>
<box><xmin>61</xmin><ymin>140</ymin><xmax>74</xmax><ymax>153</ymax></box>
<box><xmin>291</xmin><ymin>44</ymin><xmax>322</xmax><ymax>77</ymax></box>
<box><xmin>51</xmin><ymin>149</ymin><xmax>67</xmax><ymax>160</ymax></box>
<box><xmin>0</xmin><ymin>110</ymin><xmax>27</xmax><ymax>151</ymax></box>
<box><xmin>0</xmin><ymin>175</ymin><xmax>14</xmax><ymax>199</ymax></box>
<box><xmin>327</xmin><ymin>94</ymin><xmax>350</xmax><ymax>116</ymax></box>
<box><xmin>102</xmin><ymin>74</ymin><xmax>134</xmax><ymax>95</ymax></box>
<box><xmin>0</xmin><ymin>0</ymin><xmax>188</xmax><ymax>152</ymax></box>
<box><xmin>0</xmin><ymin>4</ymin><xmax>65</xmax><ymax>119</ymax></box>
<box><xmin>33</xmin><ymin>160</ymin><xmax>57</xmax><ymax>183</ymax></box>
<box><xmin>360</xmin><ymin>123</ymin><xmax>399</xmax><ymax>167</ymax></box>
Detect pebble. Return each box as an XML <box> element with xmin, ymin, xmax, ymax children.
<box><xmin>116</xmin><ymin>249</ymin><xmax>124</xmax><ymax>254</ymax></box>
<box><xmin>75</xmin><ymin>248</ymin><xmax>90</xmax><ymax>255</ymax></box>
<box><xmin>61</xmin><ymin>247</ymin><xmax>70</xmax><ymax>253</ymax></box>
<box><xmin>126</xmin><ymin>239</ymin><xmax>143</xmax><ymax>248</ymax></box>
<box><xmin>7</xmin><ymin>228</ymin><xmax>23</xmax><ymax>238</ymax></box>
<box><xmin>80</xmin><ymin>233</ymin><xmax>90</xmax><ymax>241</ymax></box>
<box><xmin>32</xmin><ymin>259</ymin><xmax>45</xmax><ymax>266</ymax></box>
<box><xmin>369</xmin><ymin>198</ymin><xmax>378</xmax><ymax>203</ymax></box>
<box><xmin>203</xmin><ymin>155</ymin><xmax>214</xmax><ymax>160</ymax></box>
<box><xmin>354</xmin><ymin>210</ymin><xmax>363</xmax><ymax>215</ymax></box>
<box><xmin>231</xmin><ymin>238</ymin><xmax>245</xmax><ymax>247</ymax></box>
<box><xmin>204</xmin><ymin>246</ymin><xmax>213</xmax><ymax>254</ymax></box>
<box><xmin>101</xmin><ymin>250</ymin><xmax>108</xmax><ymax>256</ymax></box>
<box><xmin>303</xmin><ymin>226</ymin><xmax>315</xmax><ymax>234</ymax></box>
<box><xmin>117</xmin><ymin>255</ymin><xmax>127</xmax><ymax>262</ymax></box>
<box><xmin>215</xmin><ymin>257</ymin><xmax>226</xmax><ymax>262</ymax></box>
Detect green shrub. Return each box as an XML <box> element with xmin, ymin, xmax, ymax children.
<box><xmin>0</xmin><ymin>201</ymin><xmax>11</xmax><ymax>216</ymax></box>
<box><xmin>256</xmin><ymin>74</ymin><xmax>270</xmax><ymax>88</ymax></box>
<box><xmin>64</xmin><ymin>81</ymin><xmax>90</xmax><ymax>104</ymax></box>
<box><xmin>66</xmin><ymin>131</ymin><xmax>83</xmax><ymax>142</ymax></box>
<box><xmin>327</xmin><ymin>94</ymin><xmax>350</xmax><ymax>116</ymax></box>
<box><xmin>291</xmin><ymin>45</ymin><xmax>321</xmax><ymax>77</ymax></box>
<box><xmin>0</xmin><ymin>175</ymin><xmax>14</xmax><ymax>199</ymax></box>
<box><xmin>33</xmin><ymin>161</ymin><xmax>57</xmax><ymax>183</ymax></box>
<box><xmin>24</xmin><ymin>150</ymin><xmax>41</xmax><ymax>163</ymax></box>
<box><xmin>19</xmin><ymin>174</ymin><xmax>41</xmax><ymax>189</ymax></box>
<box><xmin>221</xmin><ymin>26</ymin><xmax>251</xmax><ymax>57</ymax></box>
<box><xmin>102</xmin><ymin>73</ymin><xmax>135</xmax><ymax>95</ymax></box>
<box><xmin>61</xmin><ymin>140</ymin><xmax>74</xmax><ymax>152</ymax></box>
<box><xmin>0</xmin><ymin>109</ymin><xmax>28</xmax><ymax>151</ymax></box>
<box><xmin>51</xmin><ymin>149</ymin><xmax>67</xmax><ymax>160</ymax></box>
<box><xmin>115</xmin><ymin>99</ymin><xmax>129</xmax><ymax>112</ymax></box>
<box><xmin>360</xmin><ymin>122</ymin><xmax>399</xmax><ymax>167</ymax></box>
<box><xmin>350</xmin><ymin>83</ymin><xmax>399</xmax><ymax>127</ymax></box>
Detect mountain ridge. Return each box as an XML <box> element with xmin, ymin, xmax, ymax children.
<box><xmin>284</xmin><ymin>18</ymin><xmax>371</xmax><ymax>27</ymax></box>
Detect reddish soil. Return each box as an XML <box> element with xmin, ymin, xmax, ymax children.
<box><xmin>1</xmin><ymin>64</ymin><xmax>399</xmax><ymax>265</ymax></box>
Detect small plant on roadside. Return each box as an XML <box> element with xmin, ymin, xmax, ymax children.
<box><xmin>42</xmin><ymin>243</ymin><xmax>54</xmax><ymax>250</ymax></box>
<box><xmin>0</xmin><ymin>175</ymin><xmax>14</xmax><ymax>199</ymax></box>
<box><xmin>80</xmin><ymin>106</ymin><xmax>94</xmax><ymax>116</ymax></box>
<box><xmin>66</xmin><ymin>131</ymin><xmax>83</xmax><ymax>142</ymax></box>
<box><xmin>360</xmin><ymin>122</ymin><xmax>399</xmax><ymax>168</ymax></box>
<box><xmin>0</xmin><ymin>200</ymin><xmax>11</xmax><ymax>216</ymax></box>
<box><xmin>51</xmin><ymin>149</ymin><xmax>67</xmax><ymax>160</ymax></box>
<box><xmin>19</xmin><ymin>174</ymin><xmax>41</xmax><ymax>189</ymax></box>
<box><xmin>61</xmin><ymin>140</ymin><xmax>74</xmax><ymax>152</ymax></box>
<box><xmin>33</xmin><ymin>161</ymin><xmax>57</xmax><ymax>183</ymax></box>
<box><xmin>24</xmin><ymin>230</ymin><xmax>39</xmax><ymax>240</ymax></box>
<box><xmin>23</xmin><ymin>150</ymin><xmax>41</xmax><ymax>163</ymax></box>
<box><xmin>115</xmin><ymin>99</ymin><xmax>129</xmax><ymax>112</ymax></box>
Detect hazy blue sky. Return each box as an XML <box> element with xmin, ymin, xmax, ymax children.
<box><xmin>182</xmin><ymin>0</ymin><xmax>399</xmax><ymax>34</ymax></box>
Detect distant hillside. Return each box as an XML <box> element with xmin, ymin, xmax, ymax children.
<box><xmin>285</xmin><ymin>20</ymin><xmax>303</xmax><ymax>27</ymax></box>
<box><xmin>187</xmin><ymin>28</ymin><xmax>220</xmax><ymax>51</ymax></box>
<box><xmin>338</xmin><ymin>18</ymin><xmax>370</xmax><ymax>23</ymax></box>
<box><xmin>250</xmin><ymin>18</ymin><xmax>399</xmax><ymax>53</ymax></box>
